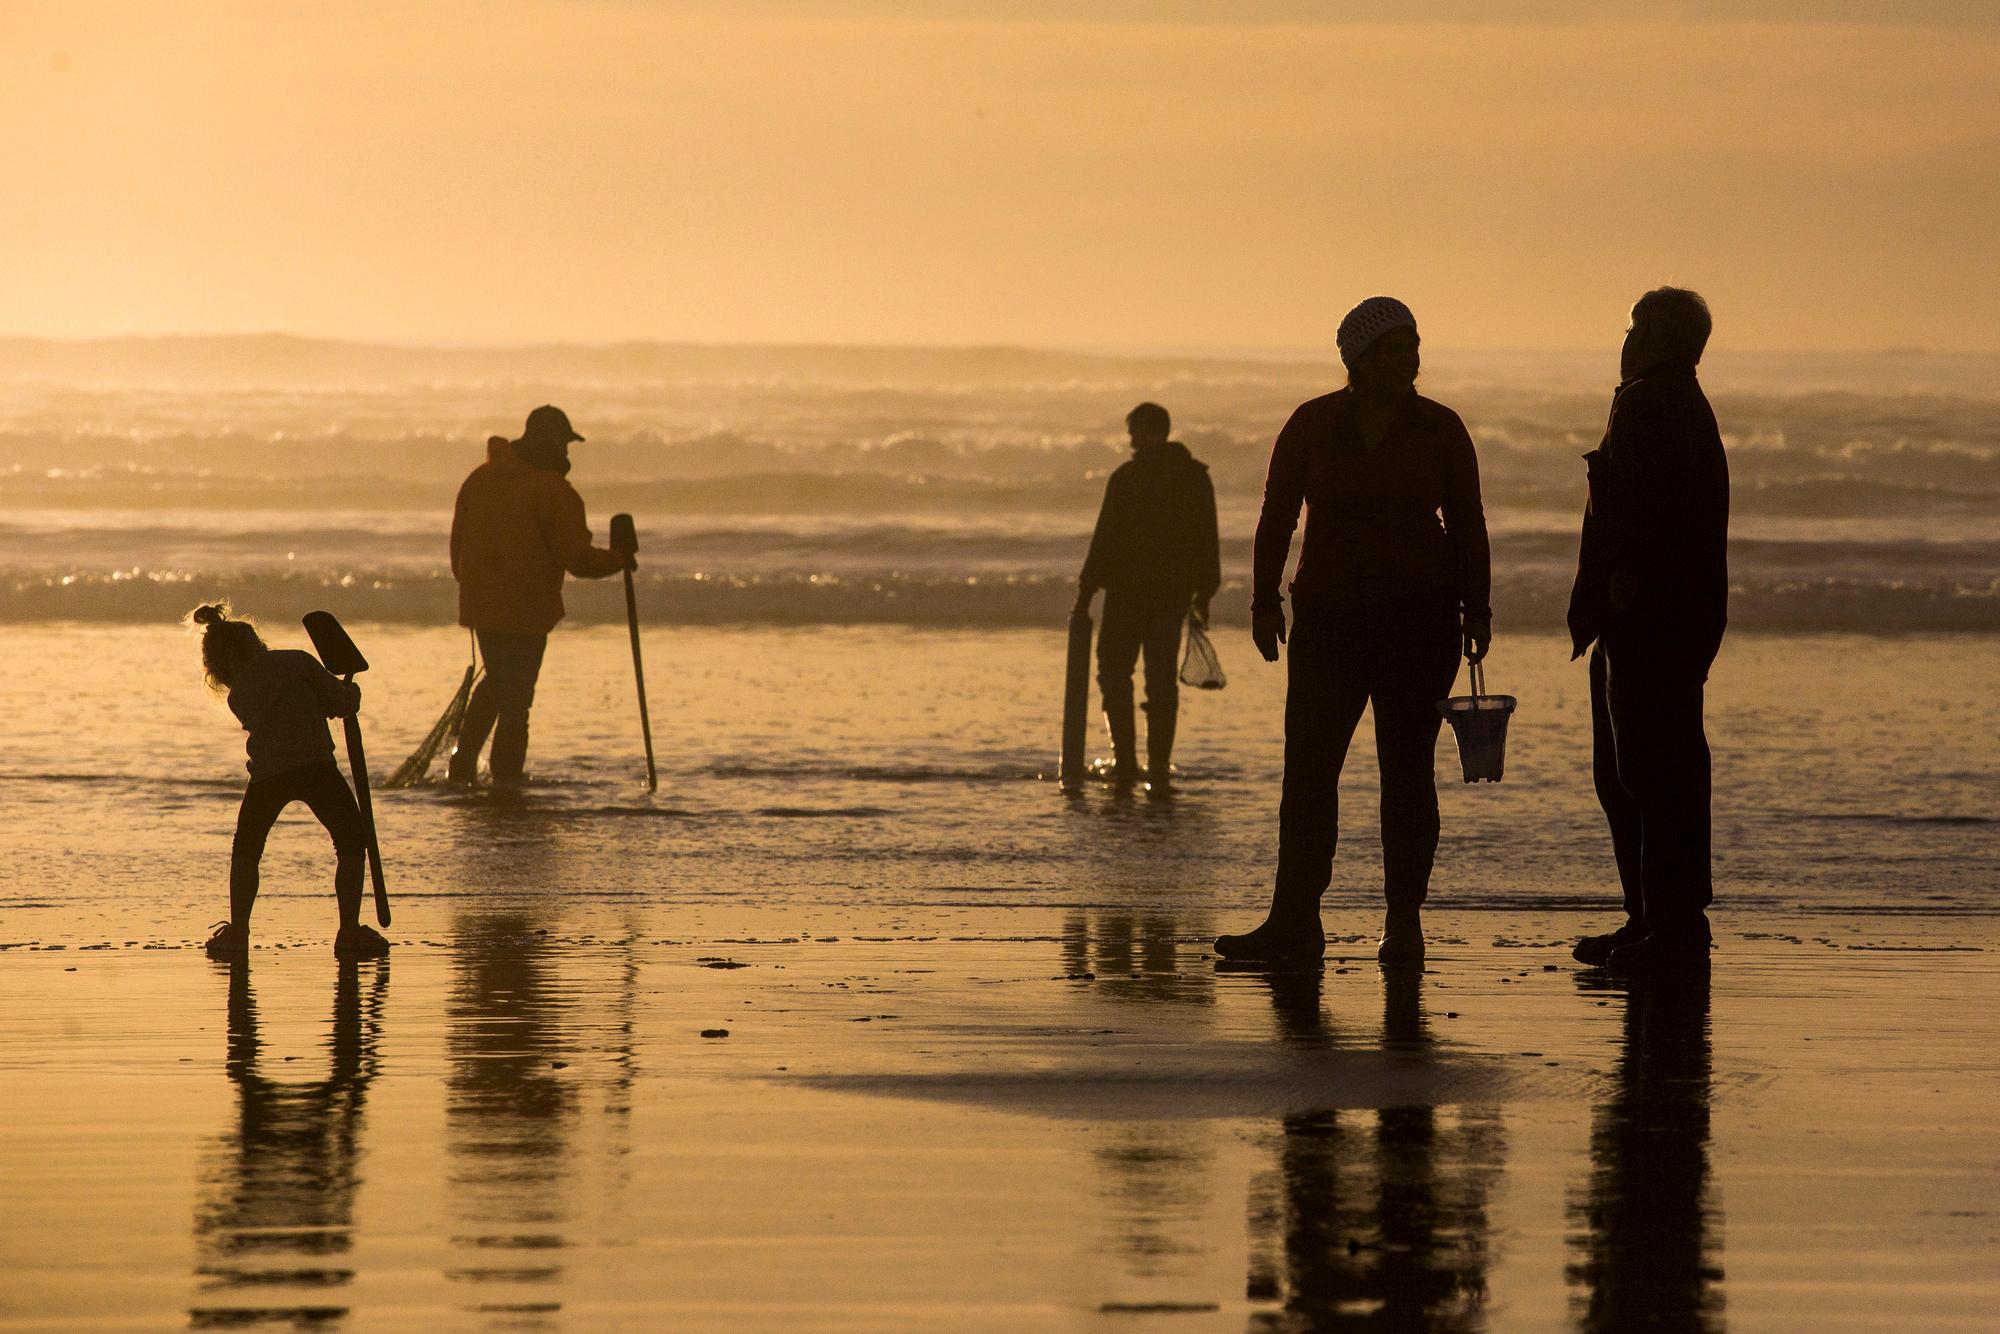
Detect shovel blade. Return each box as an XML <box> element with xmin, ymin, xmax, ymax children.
<box><xmin>303</xmin><ymin>610</ymin><xmax>370</xmax><ymax>676</ymax></box>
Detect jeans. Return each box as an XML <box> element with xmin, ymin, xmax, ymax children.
<box><xmin>1590</xmin><ymin>641</ymin><xmax>1714</xmax><ymax>940</ymax></box>
<box><xmin>452</xmin><ymin>630</ymin><xmax>549</xmax><ymax>783</ymax></box>
<box><xmin>1097</xmin><ymin>595</ymin><xmax>1185</xmax><ymax>762</ymax></box>
<box><xmin>1273</xmin><ymin>591</ymin><xmax>1461</xmax><ymax>913</ymax></box>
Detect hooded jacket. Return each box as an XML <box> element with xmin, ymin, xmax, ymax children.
<box><xmin>450</xmin><ymin>437</ymin><xmax>628</xmax><ymax>636</ymax></box>
<box><xmin>1078</xmin><ymin>440</ymin><xmax>1222</xmax><ymax>608</ymax></box>
<box><xmin>1567</xmin><ymin>365</ymin><xmax>1729</xmax><ymax>669</ymax></box>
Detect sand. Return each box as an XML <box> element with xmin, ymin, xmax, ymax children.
<box><xmin>3</xmin><ymin>906</ymin><xmax>1995</xmax><ymax>1331</ymax></box>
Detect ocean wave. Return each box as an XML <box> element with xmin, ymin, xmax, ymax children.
<box><xmin>3</xmin><ymin>566</ymin><xmax>1994</xmax><ymax>631</ymax></box>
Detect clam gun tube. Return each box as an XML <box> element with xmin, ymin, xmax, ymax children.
<box><xmin>1059</xmin><ymin>609</ymin><xmax>1093</xmax><ymax>790</ymax></box>
<box><xmin>610</xmin><ymin>513</ymin><xmax>657</xmax><ymax>793</ymax></box>
<box><xmin>300</xmin><ymin>611</ymin><xmax>391</xmax><ymax>927</ymax></box>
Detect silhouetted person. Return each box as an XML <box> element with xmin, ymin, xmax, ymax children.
<box><xmin>1567</xmin><ymin>972</ymin><xmax>1723</xmax><ymax>1330</ymax></box>
<box><xmin>188</xmin><ymin>602</ymin><xmax>388</xmax><ymax>961</ymax></box>
<box><xmin>448</xmin><ymin>405</ymin><xmax>632</xmax><ymax>787</ymax></box>
<box><xmin>190</xmin><ymin>960</ymin><xmax>386</xmax><ymax>1327</ymax></box>
<box><xmin>1216</xmin><ymin>299</ymin><xmax>1491</xmax><ymax>966</ymax></box>
<box><xmin>1569</xmin><ymin>289</ymin><xmax>1729</xmax><ymax>973</ymax></box>
<box><xmin>1074</xmin><ymin>402</ymin><xmax>1221</xmax><ymax>788</ymax></box>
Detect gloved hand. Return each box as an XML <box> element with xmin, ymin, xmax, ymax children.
<box><xmin>1462</xmin><ymin>617</ymin><xmax>1491</xmax><ymax>665</ymax></box>
<box><xmin>1252</xmin><ymin>609</ymin><xmax>1287</xmax><ymax>662</ymax></box>
<box><xmin>1191</xmin><ymin>592</ymin><xmax>1212</xmax><ymax>627</ymax></box>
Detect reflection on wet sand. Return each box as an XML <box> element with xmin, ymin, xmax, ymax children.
<box><xmin>1242</xmin><ymin>968</ymin><xmax>1505</xmax><ymax>1331</ymax></box>
<box><xmin>1567</xmin><ymin>974</ymin><xmax>1723</xmax><ymax>1332</ymax></box>
<box><xmin>189</xmin><ymin>959</ymin><xmax>387</xmax><ymax>1329</ymax></box>
<box><xmin>444</xmin><ymin>911</ymin><xmax>578</xmax><ymax>1322</ymax></box>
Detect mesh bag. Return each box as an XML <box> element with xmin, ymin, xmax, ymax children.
<box><xmin>1178</xmin><ymin>615</ymin><xmax>1227</xmax><ymax>690</ymax></box>
<box><xmin>383</xmin><ymin>656</ymin><xmax>480</xmax><ymax>789</ymax></box>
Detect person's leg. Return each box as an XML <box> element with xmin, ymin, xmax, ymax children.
<box><xmin>226</xmin><ymin>776</ymin><xmax>290</xmax><ymax>934</ymax></box>
<box><xmin>486</xmin><ymin>633</ymin><xmax>549</xmax><ymax>784</ymax></box>
<box><xmin>1373</xmin><ymin>597</ymin><xmax>1459</xmax><ymax>909</ymax></box>
<box><xmin>1605</xmin><ymin>653</ymin><xmax>1713</xmax><ymax>946</ymax></box>
<box><xmin>1574</xmin><ymin>645</ymin><xmax>1650</xmax><ymax>964</ymax></box>
<box><xmin>1217</xmin><ymin>611</ymin><xmax>1368</xmax><ymax>960</ymax></box>
<box><xmin>449</xmin><ymin>629</ymin><xmax>506</xmax><ymax>782</ymax></box>
<box><xmin>1369</xmin><ymin>595</ymin><xmax>1461</xmax><ymax>960</ymax></box>
<box><xmin>295</xmin><ymin>761</ymin><xmax>368</xmax><ymax>930</ymax></box>
<box><xmin>1096</xmin><ymin>599</ymin><xmax>1145</xmax><ymax>781</ymax></box>
<box><xmin>1139</xmin><ymin>606</ymin><xmax>1185</xmax><ymax>784</ymax></box>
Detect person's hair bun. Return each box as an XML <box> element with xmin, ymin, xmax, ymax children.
<box><xmin>193</xmin><ymin>603</ymin><xmax>225</xmax><ymax>626</ymax></box>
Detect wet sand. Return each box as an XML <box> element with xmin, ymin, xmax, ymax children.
<box><xmin>3</xmin><ymin>907</ymin><xmax>1995</xmax><ymax>1330</ymax></box>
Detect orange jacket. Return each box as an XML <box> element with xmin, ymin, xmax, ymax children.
<box><xmin>450</xmin><ymin>438</ymin><xmax>627</xmax><ymax>635</ymax></box>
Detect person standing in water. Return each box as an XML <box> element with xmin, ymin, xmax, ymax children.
<box><xmin>1074</xmin><ymin>402</ymin><xmax>1222</xmax><ymax>789</ymax></box>
<box><xmin>1216</xmin><ymin>298</ymin><xmax>1491</xmax><ymax>965</ymax></box>
<box><xmin>1569</xmin><ymin>288</ymin><xmax>1728</xmax><ymax>973</ymax></box>
<box><xmin>447</xmin><ymin>405</ymin><xmax>632</xmax><ymax>786</ymax></box>
<box><xmin>189</xmin><ymin>603</ymin><xmax>390</xmax><ymax>960</ymax></box>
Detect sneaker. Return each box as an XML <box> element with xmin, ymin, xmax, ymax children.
<box><xmin>1573</xmin><ymin>920</ymin><xmax>1647</xmax><ymax>967</ymax></box>
<box><xmin>333</xmin><ymin>924</ymin><xmax>392</xmax><ymax>960</ymax></box>
<box><xmin>1214</xmin><ymin>919</ymin><xmax>1326</xmax><ymax>963</ymax></box>
<box><xmin>204</xmin><ymin>921</ymin><xmax>248</xmax><ymax>960</ymax></box>
<box><xmin>1377</xmin><ymin>909</ymin><xmax>1425</xmax><ymax>966</ymax></box>
<box><xmin>1605</xmin><ymin>933</ymin><xmax>1711</xmax><ymax>975</ymax></box>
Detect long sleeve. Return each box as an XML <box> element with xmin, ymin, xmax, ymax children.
<box><xmin>300</xmin><ymin>656</ymin><xmax>361</xmax><ymax>718</ymax></box>
<box><xmin>1439</xmin><ymin>415</ymin><xmax>1491</xmax><ymax>623</ymax></box>
<box><xmin>1251</xmin><ymin>406</ymin><xmax>1311</xmax><ymax>615</ymax></box>
<box><xmin>1077</xmin><ymin>471</ymin><xmax>1124</xmax><ymax>593</ymax></box>
<box><xmin>542</xmin><ymin>483</ymin><xmax>628</xmax><ymax>579</ymax></box>
<box><xmin>1196</xmin><ymin>470</ymin><xmax>1221</xmax><ymax>601</ymax></box>
<box><xmin>449</xmin><ymin>478</ymin><xmax>468</xmax><ymax>579</ymax></box>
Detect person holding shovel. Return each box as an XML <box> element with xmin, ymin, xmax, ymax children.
<box><xmin>188</xmin><ymin>603</ymin><xmax>390</xmax><ymax>960</ymax></box>
<box><xmin>448</xmin><ymin>405</ymin><xmax>633</xmax><ymax>787</ymax></box>
<box><xmin>1214</xmin><ymin>297</ymin><xmax>1491</xmax><ymax>966</ymax></box>
<box><xmin>1073</xmin><ymin>402</ymin><xmax>1222</xmax><ymax>789</ymax></box>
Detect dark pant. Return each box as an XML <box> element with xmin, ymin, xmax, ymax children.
<box><xmin>1591</xmin><ymin>642</ymin><xmax>1714</xmax><ymax>940</ymax></box>
<box><xmin>1274</xmin><ymin>593</ymin><xmax>1461</xmax><ymax>914</ymax></box>
<box><xmin>231</xmin><ymin>760</ymin><xmax>367</xmax><ymax>929</ymax></box>
<box><xmin>453</xmin><ymin>630</ymin><xmax>549</xmax><ymax>783</ymax></box>
<box><xmin>1097</xmin><ymin>595</ymin><xmax>1185</xmax><ymax>763</ymax></box>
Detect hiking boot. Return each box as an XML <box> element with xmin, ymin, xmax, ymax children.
<box><xmin>333</xmin><ymin>924</ymin><xmax>392</xmax><ymax>960</ymax></box>
<box><xmin>1377</xmin><ymin>908</ymin><xmax>1425</xmax><ymax>966</ymax></box>
<box><xmin>1573</xmin><ymin>920</ymin><xmax>1647</xmax><ymax>967</ymax></box>
<box><xmin>1605</xmin><ymin>932</ymin><xmax>1711</xmax><ymax>975</ymax></box>
<box><xmin>204</xmin><ymin>921</ymin><xmax>248</xmax><ymax>960</ymax></box>
<box><xmin>1215</xmin><ymin>918</ymin><xmax>1326</xmax><ymax>963</ymax></box>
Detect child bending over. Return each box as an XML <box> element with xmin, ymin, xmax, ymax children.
<box><xmin>189</xmin><ymin>603</ymin><xmax>390</xmax><ymax>960</ymax></box>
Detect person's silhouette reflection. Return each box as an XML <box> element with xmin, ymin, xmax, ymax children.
<box><xmin>190</xmin><ymin>960</ymin><xmax>386</xmax><ymax>1328</ymax></box>
<box><xmin>1242</xmin><ymin>969</ymin><xmax>1501</xmax><ymax>1330</ymax></box>
<box><xmin>1567</xmin><ymin>974</ymin><xmax>1723</xmax><ymax>1331</ymax></box>
<box><xmin>444</xmin><ymin>911</ymin><xmax>578</xmax><ymax>1314</ymax></box>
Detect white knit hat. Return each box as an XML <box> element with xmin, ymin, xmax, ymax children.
<box><xmin>1335</xmin><ymin>296</ymin><xmax>1418</xmax><ymax>369</ymax></box>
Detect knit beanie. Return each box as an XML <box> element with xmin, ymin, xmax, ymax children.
<box><xmin>1335</xmin><ymin>297</ymin><xmax>1418</xmax><ymax>369</ymax></box>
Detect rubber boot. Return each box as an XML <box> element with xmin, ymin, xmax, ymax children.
<box><xmin>1214</xmin><ymin>885</ymin><xmax>1325</xmax><ymax>963</ymax></box>
<box><xmin>1145</xmin><ymin>700</ymin><xmax>1177</xmax><ymax>790</ymax></box>
<box><xmin>1104</xmin><ymin>698</ymin><xmax>1141</xmax><ymax>786</ymax></box>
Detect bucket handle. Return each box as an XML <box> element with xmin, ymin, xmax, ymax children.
<box><xmin>1467</xmin><ymin>659</ymin><xmax>1485</xmax><ymax>701</ymax></box>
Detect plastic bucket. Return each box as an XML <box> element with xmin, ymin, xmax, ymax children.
<box><xmin>1437</xmin><ymin>661</ymin><xmax>1517</xmax><ymax>783</ymax></box>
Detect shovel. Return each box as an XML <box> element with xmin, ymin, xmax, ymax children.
<box><xmin>302</xmin><ymin>611</ymin><xmax>391</xmax><ymax>926</ymax></box>
<box><xmin>609</xmin><ymin>514</ymin><xmax>657</xmax><ymax>792</ymax></box>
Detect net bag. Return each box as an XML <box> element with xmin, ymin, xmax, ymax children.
<box><xmin>383</xmin><ymin>639</ymin><xmax>481</xmax><ymax>789</ymax></box>
<box><xmin>1178</xmin><ymin>615</ymin><xmax>1227</xmax><ymax>690</ymax></box>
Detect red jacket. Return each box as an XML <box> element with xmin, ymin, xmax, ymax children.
<box><xmin>450</xmin><ymin>438</ymin><xmax>626</xmax><ymax>635</ymax></box>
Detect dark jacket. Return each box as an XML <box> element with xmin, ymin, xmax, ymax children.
<box><xmin>1568</xmin><ymin>365</ymin><xmax>1730</xmax><ymax>667</ymax></box>
<box><xmin>1079</xmin><ymin>440</ymin><xmax>1221</xmax><ymax>608</ymax></box>
<box><xmin>227</xmin><ymin>649</ymin><xmax>359</xmax><ymax>780</ymax></box>
<box><xmin>451</xmin><ymin>437</ymin><xmax>627</xmax><ymax>636</ymax></box>
<box><xmin>1252</xmin><ymin>389</ymin><xmax>1490</xmax><ymax>621</ymax></box>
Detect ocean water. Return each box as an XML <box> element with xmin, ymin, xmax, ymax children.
<box><xmin>1</xmin><ymin>338</ymin><xmax>1995</xmax><ymax>934</ymax></box>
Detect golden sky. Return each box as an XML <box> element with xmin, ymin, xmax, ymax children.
<box><xmin>2</xmin><ymin>1</ymin><xmax>1996</xmax><ymax>350</ymax></box>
